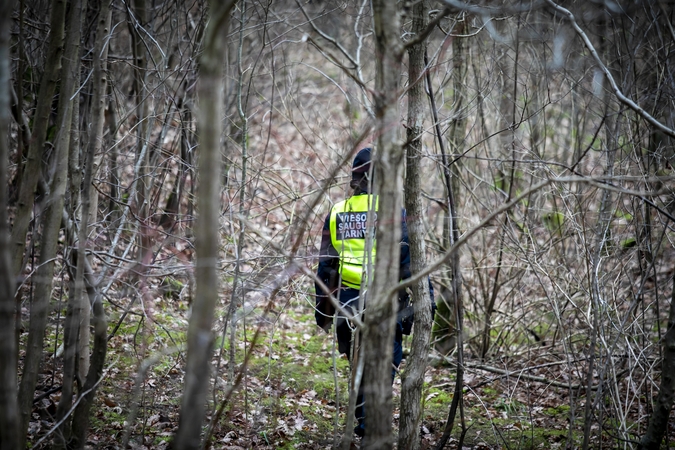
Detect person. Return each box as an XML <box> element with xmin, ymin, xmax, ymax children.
<box><xmin>314</xmin><ymin>147</ymin><xmax>434</xmax><ymax>437</ymax></box>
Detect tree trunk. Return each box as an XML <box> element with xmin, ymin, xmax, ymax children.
<box><xmin>69</xmin><ymin>287</ymin><xmax>107</xmax><ymax>450</ymax></box>
<box><xmin>10</xmin><ymin>0</ymin><xmax>67</xmax><ymax>276</ymax></box>
<box><xmin>66</xmin><ymin>36</ymin><xmax>86</xmax><ymax>386</ymax></box>
<box><xmin>0</xmin><ymin>1</ymin><xmax>20</xmax><ymax>448</ymax></box>
<box><xmin>582</xmin><ymin>18</ymin><xmax>617</xmax><ymax>449</ymax></box>
<box><xmin>362</xmin><ymin>1</ymin><xmax>404</xmax><ymax>448</ymax></box>
<box><xmin>639</xmin><ymin>272</ymin><xmax>675</xmax><ymax>449</ymax></box>
<box><xmin>15</xmin><ymin>1</ymin><xmax>72</xmax><ymax>444</ymax></box>
<box><xmin>73</xmin><ymin>78</ymin><xmax>88</xmax><ymax>390</ymax></box>
<box><xmin>128</xmin><ymin>0</ymin><xmax>153</xmax><ymax>276</ymax></box>
<box><xmin>433</xmin><ymin>16</ymin><xmax>468</xmax><ymax>357</ymax></box>
<box><xmin>173</xmin><ymin>1</ymin><xmax>237</xmax><ymax>448</ymax></box>
<box><xmin>398</xmin><ymin>2</ymin><xmax>432</xmax><ymax>449</ymax></box>
<box><xmin>427</xmin><ymin>34</ymin><xmax>467</xmax><ymax>449</ymax></box>
<box><xmin>479</xmin><ymin>18</ymin><xmax>519</xmax><ymax>360</ymax></box>
<box><xmin>50</xmin><ymin>0</ymin><xmax>84</xmax><ymax>445</ymax></box>
<box><xmin>67</xmin><ymin>2</ymin><xmax>112</xmax><ymax>447</ymax></box>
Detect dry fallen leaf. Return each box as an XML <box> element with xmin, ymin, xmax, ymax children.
<box><xmin>103</xmin><ymin>396</ymin><xmax>118</xmax><ymax>407</ymax></box>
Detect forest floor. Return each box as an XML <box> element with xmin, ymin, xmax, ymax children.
<box><xmin>27</xmin><ymin>281</ymin><xmax>675</xmax><ymax>450</ymax></box>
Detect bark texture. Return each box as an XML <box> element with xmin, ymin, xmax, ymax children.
<box><xmin>51</xmin><ymin>0</ymin><xmax>84</xmax><ymax>445</ymax></box>
<box><xmin>433</xmin><ymin>17</ymin><xmax>467</xmax><ymax>356</ymax></box>
<box><xmin>68</xmin><ymin>2</ymin><xmax>112</xmax><ymax>447</ymax></box>
<box><xmin>10</xmin><ymin>0</ymin><xmax>67</xmax><ymax>276</ymax></box>
<box><xmin>362</xmin><ymin>1</ymin><xmax>404</xmax><ymax>448</ymax></box>
<box><xmin>0</xmin><ymin>1</ymin><xmax>20</xmax><ymax>448</ymax></box>
<box><xmin>638</xmin><ymin>272</ymin><xmax>675</xmax><ymax>449</ymax></box>
<box><xmin>398</xmin><ymin>1</ymin><xmax>433</xmax><ymax>449</ymax></box>
<box><xmin>428</xmin><ymin>31</ymin><xmax>466</xmax><ymax>448</ymax></box>
<box><xmin>16</xmin><ymin>1</ymin><xmax>69</xmax><ymax>445</ymax></box>
<box><xmin>128</xmin><ymin>0</ymin><xmax>153</xmax><ymax>277</ymax></box>
<box><xmin>173</xmin><ymin>1</ymin><xmax>237</xmax><ymax>448</ymax></box>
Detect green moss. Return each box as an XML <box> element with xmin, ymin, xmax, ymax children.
<box><xmin>542</xmin><ymin>211</ymin><xmax>565</xmax><ymax>233</ymax></box>
<box><xmin>481</xmin><ymin>386</ymin><xmax>498</xmax><ymax>398</ymax></box>
<box><xmin>301</xmin><ymin>336</ymin><xmax>325</xmax><ymax>354</ymax></box>
<box><xmin>544</xmin><ymin>404</ymin><xmax>570</xmax><ymax>416</ymax></box>
<box><xmin>160</xmin><ymin>277</ymin><xmax>185</xmax><ymax>299</ymax></box>
<box><xmin>621</xmin><ymin>237</ymin><xmax>637</xmax><ymax>249</ymax></box>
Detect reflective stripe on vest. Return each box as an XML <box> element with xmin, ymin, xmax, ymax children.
<box><xmin>329</xmin><ymin>194</ymin><xmax>378</xmax><ymax>289</ymax></box>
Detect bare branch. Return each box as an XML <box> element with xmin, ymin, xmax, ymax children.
<box><xmin>294</xmin><ymin>0</ymin><xmax>358</xmax><ymax>68</ymax></box>
<box><xmin>546</xmin><ymin>0</ymin><xmax>675</xmax><ymax>138</ymax></box>
<box><xmin>392</xmin><ymin>175</ymin><xmax>675</xmax><ymax>299</ymax></box>
<box><xmin>439</xmin><ymin>0</ymin><xmax>546</xmax><ymax>16</ymax></box>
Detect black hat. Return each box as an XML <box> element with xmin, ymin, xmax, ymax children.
<box><xmin>352</xmin><ymin>147</ymin><xmax>372</xmax><ymax>174</ymax></box>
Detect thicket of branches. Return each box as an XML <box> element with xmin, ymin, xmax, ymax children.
<box><xmin>1</xmin><ymin>0</ymin><xmax>674</xmax><ymax>449</ymax></box>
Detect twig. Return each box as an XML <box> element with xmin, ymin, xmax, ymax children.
<box><xmin>545</xmin><ymin>0</ymin><xmax>675</xmax><ymax>139</ymax></box>
<box><xmin>32</xmin><ymin>385</ymin><xmax>62</xmax><ymax>404</ymax></box>
<box><xmin>391</xmin><ymin>175</ymin><xmax>675</xmax><ymax>299</ymax></box>
<box><xmin>32</xmin><ymin>358</ymin><xmax>117</xmax><ymax>448</ymax></box>
<box><xmin>241</xmin><ymin>216</ymin><xmax>365</xmax><ymax>329</ymax></box>
<box><xmin>294</xmin><ymin>0</ymin><xmax>358</xmax><ymax>69</ymax></box>
<box><xmin>122</xmin><ymin>347</ymin><xmax>181</xmax><ymax>448</ymax></box>
<box><xmin>466</xmin><ymin>363</ymin><xmax>598</xmax><ymax>391</ymax></box>
<box><xmin>402</xmin><ymin>7</ymin><xmax>452</xmax><ymax>50</ymax></box>
<box><xmin>202</xmin><ymin>272</ymin><xmax>290</xmax><ymax>449</ymax></box>
<box><xmin>440</xmin><ymin>0</ymin><xmax>546</xmax><ymax>16</ymax></box>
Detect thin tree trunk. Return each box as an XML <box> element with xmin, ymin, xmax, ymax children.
<box><xmin>15</xmin><ymin>1</ymin><xmax>71</xmax><ymax>444</ymax></box>
<box><xmin>433</xmin><ymin>17</ymin><xmax>467</xmax><ymax>357</ymax></box>
<box><xmin>66</xmin><ymin>34</ymin><xmax>85</xmax><ymax>387</ymax></box>
<box><xmin>582</xmin><ymin>18</ymin><xmax>616</xmax><ymax>448</ymax></box>
<box><xmin>11</xmin><ymin>0</ymin><xmax>26</xmax><ymax>206</ymax></box>
<box><xmin>69</xmin><ymin>286</ymin><xmax>107</xmax><ymax>450</ymax></box>
<box><xmin>479</xmin><ymin>17</ymin><xmax>520</xmax><ymax>360</ymax></box>
<box><xmin>173</xmin><ymin>1</ymin><xmax>237</xmax><ymax>448</ymax></box>
<box><xmin>639</xmin><ymin>271</ymin><xmax>675</xmax><ymax>449</ymax></box>
<box><xmin>398</xmin><ymin>1</ymin><xmax>432</xmax><ymax>449</ymax></box>
<box><xmin>104</xmin><ymin>88</ymin><xmax>120</xmax><ymax>237</ymax></box>
<box><xmin>128</xmin><ymin>0</ymin><xmax>153</xmax><ymax>275</ymax></box>
<box><xmin>68</xmin><ymin>2</ymin><xmax>112</xmax><ymax>447</ymax></box>
<box><xmin>362</xmin><ymin>1</ymin><xmax>404</xmax><ymax>448</ymax></box>
<box><xmin>427</xmin><ymin>42</ymin><xmax>467</xmax><ymax>449</ymax></box>
<box><xmin>10</xmin><ymin>0</ymin><xmax>67</xmax><ymax>276</ymax></box>
<box><xmin>0</xmin><ymin>1</ymin><xmax>20</xmax><ymax>448</ymax></box>
<box><xmin>74</xmin><ymin>78</ymin><xmax>88</xmax><ymax>389</ymax></box>
<box><xmin>50</xmin><ymin>0</ymin><xmax>84</xmax><ymax>445</ymax></box>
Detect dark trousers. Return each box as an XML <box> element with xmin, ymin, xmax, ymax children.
<box><xmin>334</xmin><ymin>288</ymin><xmax>403</xmax><ymax>430</ymax></box>
<box><xmin>352</xmin><ymin>331</ymin><xmax>402</xmax><ymax>427</ymax></box>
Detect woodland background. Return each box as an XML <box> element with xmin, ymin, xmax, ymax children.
<box><xmin>0</xmin><ymin>0</ymin><xmax>675</xmax><ymax>449</ymax></box>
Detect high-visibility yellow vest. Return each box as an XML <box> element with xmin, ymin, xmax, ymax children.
<box><xmin>329</xmin><ymin>194</ymin><xmax>378</xmax><ymax>289</ymax></box>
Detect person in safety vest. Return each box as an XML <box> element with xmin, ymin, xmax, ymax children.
<box><xmin>314</xmin><ymin>147</ymin><xmax>435</xmax><ymax>438</ymax></box>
